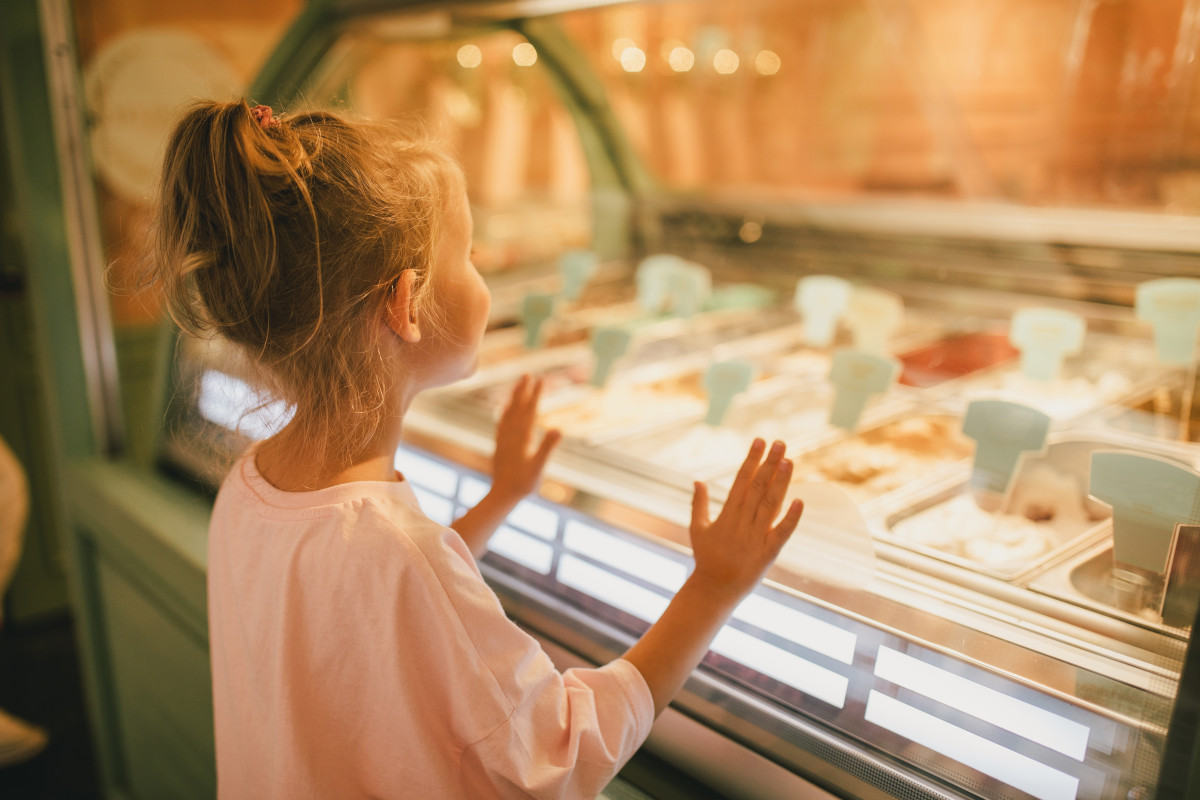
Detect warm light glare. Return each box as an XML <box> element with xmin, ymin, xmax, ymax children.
<box><xmin>739</xmin><ymin>221</ymin><xmax>763</xmax><ymax>243</ymax></box>
<box><xmin>456</xmin><ymin>44</ymin><xmax>482</xmax><ymax>69</ymax></box>
<box><xmin>660</xmin><ymin>38</ymin><xmax>685</xmax><ymax>60</ymax></box>
<box><xmin>620</xmin><ymin>46</ymin><xmax>646</xmax><ymax>72</ymax></box>
<box><xmin>611</xmin><ymin>37</ymin><xmax>636</xmax><ymax>61</ymax></box>
<box><xmin>714</xmin><ymin>49</ymin><xmax>739</xmax><ymax>74</ymax></box>
<box><xmin>755</xmin><ymin>50</ymin><xmax>781</xmax><ymax>75</ymax></box>
<box><xmin>512</xmin><ymin>42</ymin><xmax>537</xmax><ymax>66</ymax></box>
<box><xmin>668</xmin><ymin>46</ymin><xmax>695</xmax><ymax>72</ymax></box>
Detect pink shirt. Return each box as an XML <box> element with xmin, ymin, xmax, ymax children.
<box><xmin>208</xmin><ymin>452</ymin><xmax>655</xmax><ymax>799</ymax></box>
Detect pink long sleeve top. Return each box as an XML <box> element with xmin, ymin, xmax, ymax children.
<box><xmin>207</xmin><ymin>451</ymin><xmax>655</xmax><ymax>799</ymax></box>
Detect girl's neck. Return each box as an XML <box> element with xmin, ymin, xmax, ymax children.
<box><xmin>255</xmin><ymin>421</ymin><xmax>405</xmax><ymax>493</ymax></box>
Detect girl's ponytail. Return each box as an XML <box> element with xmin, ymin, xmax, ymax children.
<box><xmin>143</xmin><ymin>99</ymin><xmax>463</xmax><ymax>470</ymax></box>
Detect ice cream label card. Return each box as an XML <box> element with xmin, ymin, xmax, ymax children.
<box><xmin>1136</xmin><ymin>277</ymin><xmax>1200</xmax><ymax>365</ymax></box>
<box><xmin>1009</xmin><ymin>308</ymin><xmax>1086</xmax><ymax>381</ymax></box>
<box><xmin>559</xmin><ymin>250</ymin><xmax>599</xmax><ymax>302</ymax></box>
<box><xmin>590</xmin><ymin>326</ymin><xmax>632</xmax><ymax>388</ymax></box>
<box><xmin>667</xmin><ymin>263</ymin><xmax>712</xmax><ymax>319</ymax></box>
<box><xmin>962</xmin><ymin>400</ymin><xmax>1050</xmax><ymax>507</ymax></box>
<box><xmin>521</xmin><ymin>292</ymin><xmax>556</xmax><ymax>348</ymax></box>
<box><xmin>1090</xmin><ymin>451</ymin><xmax>1200</xmax><ymax>574</ymax></box>
<box><xmin>636</xmin><ymin>254</ymin><xmax>681</xmax><ymax>314</ymax></box>
<box><xmin>795</xmin><ymin>275</ymin><xmax>852</xmax><ymax>348</ymax></box>
<box><xmin>704</xmin><ymin>359</ymin><xmax>755</xmax><ymax>426</ymax></box>
<box><xmin>828</xmin><ymin>350</ymin><xmax>900</xmax><ymax>431</ymax></box>
<box><xmin>845</xmin><ymin>286</ymin><xmax>903</xmax><ymax>356</ymax></box>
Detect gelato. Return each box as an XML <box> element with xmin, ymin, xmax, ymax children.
<box><xmin>790</xmin><ymin>415</ymin><xmax>974</xmax><ymax>503</ymax></box>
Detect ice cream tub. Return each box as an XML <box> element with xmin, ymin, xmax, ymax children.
<box><xmin>932</xmin><ymin>333</ymin><xmax>1167</xmax><ymax>423</ymax></box>
<box><xmin>766</xmin><ymin>413</ymin><xmax>977</xmax><ymax>511</ymax></box>
<box><xmin>883</xmin><ymin>436</ymin><xmax>1125</xmax><ymax>581</ymax></box>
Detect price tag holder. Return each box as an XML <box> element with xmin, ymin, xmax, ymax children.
<box><xmin>559</xmin><ymin>250</ymin><xmax>599</xmax><ymax>302</ymax></box>
<box><xmin>846</xmin><ymin>286</ymin><xmax>904</xmax><ymax>355</ymax></box>
<box><xmin>795</xmin><ymin>275</ymin><xmax>852</xmax><ymax>348</ymax></box>
<box><xmin>704</xmin><ymin>359</ymin><xmax>755</xmax><ymax>426</ymax></box>
<box><xmin>521</xmin><ymin>292</ymin><xmax>556</xmax><ymax>349</ymax></box>
<box><xmin>961</xmin><ymin>400</ymin><xmax>1050</xmax><ymax>510</ymax></box>
<box><xmin>828</xmin><ymin>350</ymin><xmax>900</xmax><ymax>431</ymax></box>
<box><xmin>590</xmin><ymin>326</ymin><xmax>632</xmax><ymax>388</ymax></box>
<box><xmin>1136</xmin><ymin>278</ymin><xmax>1200</xmax><ymax>365</ymax></box>
<box><xmin>636</xmin><ymin>254</ymin><xmax>682</xmax><ymax>314</ymax></box>
<box><xmin>1090</xmin><ymin>451</ymin><xmax>1200</xmax><ymax>574</ymax></box>
<box><xmin>1009</xmin><ymin>308</ymin><xmax>1086</xmax><ymax>381</ymax></box>
<box><xmin>668</xmin><ymin>263</ymin><xmax>712</xmax><ymax>319</ymax></box>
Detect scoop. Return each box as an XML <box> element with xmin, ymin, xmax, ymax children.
<box><xmin>795</xmin><ymin>275</ymin><xmax>852</xmax><ymax>348</ymax></box>
<box><xmin>559</xmin><ymin>249</ymin><xmax>599</xmax><ymax>302</ymax></box>
<box><xmin>1009</xmin><ymin>307</ymin><xmax>1086</xmax><ymax>382</ymax></box>
<box><xmin>845</xmin><ymin>286</ymin><xmax>903</xmax><ymax>356</ymax></box>
<box><xmin>1090</xmin><ymin>451</ymin><xmax>1200</xmax><ymax>575</ymax></box>
<box><xmin>827</xmin><ymin>349</ymin><xmax>900</xmax><ymax>431</ymax></box>
<box><xmin>775</xmin><ymin>482</ymin><xmax>876</xmax><ymax>590</ymax></box>
<box><xmin>521</xmin><ymin>292</ymin><xmax>556</xmax><ymax>349</ymax></box>
<box><xmin>961</xmin><ymin>400</ymin><xmax>1050</xmax><ymax>512</ymax></box>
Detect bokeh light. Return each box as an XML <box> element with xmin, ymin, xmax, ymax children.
<box><xmin>512</xmin><ymin>42</ymin><xmax>537</xmax><ymax>66</ymax></box>
<box><xmin>714</xmin><ymin>49</ymin><xmax>739</xmax><ymax>74</ymax></box>
<box><xmin>457</xmin><ymin>44</ymin><xmax>482</xmax><ymax>69</ymax></box>
<box><xmin>620</xmin><ymin>46</ymin><xmax>646</xmax><ymax>73</ymax></box>
<box><xmin>668</xmin><ymin>46</ymin><xmax>695</xmax><ymax>72</ymax></box>
<box><xmin>755</xmin><ymin>50</ymin><xmax>781</xmax><ymax>75</ymax></box>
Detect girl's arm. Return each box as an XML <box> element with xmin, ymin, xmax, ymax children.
<box><xmin>452</xmin><ymin>375</ymin><xmax>560</xmax><ymax>557</ymax></box>
<box><xmin>623</xmin><ymin>439</ymin><xmax>803</xmax><ymax>716</ymax></box>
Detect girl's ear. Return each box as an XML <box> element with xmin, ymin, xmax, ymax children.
<box><xmin>385</xmin><ymin>270</ymin><xmax>422</xmax><ymax>343</ymax></box>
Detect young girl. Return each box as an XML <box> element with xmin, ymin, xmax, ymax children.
<box><xmin>149</xmin><ymin>100</ymin><xmax>803</xmax><ymax>799</ymax></box>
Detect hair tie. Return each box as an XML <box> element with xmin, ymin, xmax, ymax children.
<box><xmin>250</xmin><ymin>104</ymin><xmax>278</xmax><ymax>130</ymax></box>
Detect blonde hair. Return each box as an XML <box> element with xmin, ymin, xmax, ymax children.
<box><xmin>147</xmin><ymin>100</ymin><xmax>463</xmax><ymax>471</ymax></box>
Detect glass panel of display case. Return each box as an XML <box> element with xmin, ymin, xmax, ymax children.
<box><xmin>555</xmin><ymin>0</ymin><xmax>1200</xmax><ymax>214</ymax></box>
<box><xmin>313</xmin><ymin>21</ymin><xmax>592</xmax><ymax>276</ymax></box>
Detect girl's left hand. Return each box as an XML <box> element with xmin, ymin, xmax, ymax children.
<box><xmin>492</xmin><ymin>375</ymin><xmax>561</xmax><ymax>501</ymax></box>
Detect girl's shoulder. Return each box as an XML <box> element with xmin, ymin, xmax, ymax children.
<box><xmin>216</xmin><ymin>449</ymin><xmax>472</xmax><ymax>566</ymax></box>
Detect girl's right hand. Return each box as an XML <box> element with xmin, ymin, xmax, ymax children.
<box><xmin>688</xmin><ymin>439</ymin><xmax>803</xmax><ymax>603</ymax></box>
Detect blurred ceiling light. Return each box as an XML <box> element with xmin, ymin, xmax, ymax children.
<box><xmin>738</xmin><ymin>221</ymin><xmax>763</xmax><ymax>243</ymax></box>
<box><xmin>755</xmin><ymin>50</ymin><xmax>781</xmax><ymax>75</ymax></box>
<box><xmin>668</xmin><ymin>46</ymin><xmax>695</xmax><ymax>72</ymax></box>
<box><xmin>660</xmin><ymin>38</ymin><xmax>685</xmax><ymax>60</ymax></box>
<box><xmin>457</xmin><ymin>44</ymin><xmax>482</xmax><ymax>69</ymax></box>
<box><xmin>512</xmin><ymin>42</ymin><xmax>537</xmax><ymax>66</ymax></box>
<box><xmin>611</xmin><ymin>37</ymin><xmax>636</xmax><ymax>61</ymax></box>
<box><xmin>620</xmin><ymin>46</ymin><xmax>646</xmax><ymax>73</ymax></box>
<box><xmin>714</xmin><ymin>49</ymin><xmax>739</xmax><ymax>74</ymax></box>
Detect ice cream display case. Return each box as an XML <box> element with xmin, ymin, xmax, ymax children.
<box><xmin>152</xmin><ymin>1</ymin><xmax>1200</xmax><ymax>798</ymax></box>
